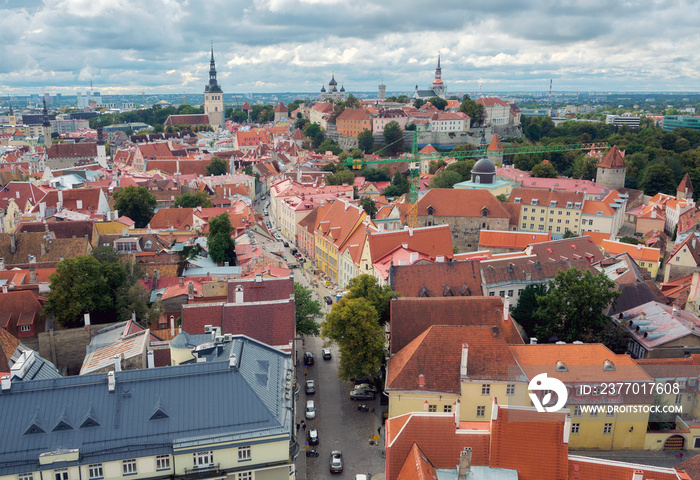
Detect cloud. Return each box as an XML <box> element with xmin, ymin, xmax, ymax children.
<box><xmin>1</xmin><ymin>0</ymin><xmax>699</xmax><ymax>94</ymax></box>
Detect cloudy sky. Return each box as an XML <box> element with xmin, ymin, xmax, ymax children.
<box><xmin>2</xmin><ymin>0</ymin><xmax>699</xmax><ymax>96</ymax></box>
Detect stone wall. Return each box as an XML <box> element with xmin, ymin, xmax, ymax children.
<box><xmin>38</xmin><ymin>323</ymin><xmax>120</xmax><ymax>376</ymax></box>
<box><xmin>415</xmin><ymin>215</ymin><xmax>510</xmax><ymax>251</ymax></box>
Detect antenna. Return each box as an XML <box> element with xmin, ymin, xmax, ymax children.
<box><xmin>140</xmin><ymin>91</ymin><xmax>146</xmax><ymax>108</ymax></box>
<box><xmin>549</xmin><ymin>79</ymin><xmax>552</xmax><ymax>102</ymax></box>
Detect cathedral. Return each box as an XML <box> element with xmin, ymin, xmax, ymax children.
<box><xmin>413</xmin><ymin>55</ymin><xmax>447</xmax><ymax>100</ymax></box>
<box><xmin>319</xmin><ymin>73</ymin><xmax>346</xmax><ymax>102</ymax></box>
<box><xmin>203</xmin><ymin>45</ymin><xmax>224</xmax><ymax>129</ymax></box>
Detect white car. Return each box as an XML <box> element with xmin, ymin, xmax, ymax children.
<box><xmin>305</xmin><ymin>400</ymin><xmax>316</xmax><ymax>419</ymax></box>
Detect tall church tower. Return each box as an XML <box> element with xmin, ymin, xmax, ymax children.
<box><xmin>431</xmin><ymin>55</ymin><xmax>446</xmax><ymax>99</ymax></box>
<box><xmin>8</xmin><ymin>102</ymin><xmax>16</xmax><ymax>126</ymax></box>
<box><xmin>96</xmin><ymin>119</ymin><xmax>108</xmax><ymax>167</ymax></box>
<box><xmin>203</xmin><ymin>45</ymin><xmax>224</xmax><ymax>130</ymax></box>
<box><xmin>41</xmin><ymin>99</ymin><xmax>52</xmax><ymax>149</ymax></box>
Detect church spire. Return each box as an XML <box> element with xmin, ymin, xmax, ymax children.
<box><xmin>42</xmin><ymin>98</ymin><xmax>51</xmax><ymax>127</ymax></box>
<box><xmin>8</xmin><ymin>102</ymin><xmax>13</xmax><ymax>116</ymax></box>
<box><xmin>435</xmin><ymin>54</ymin><xmax>442</xmax><ymax>81</ymax></box>
<box><xmin>205</xmin><ymin>42</ymin><xmax>222</xmax><ymax>93</ymax></box>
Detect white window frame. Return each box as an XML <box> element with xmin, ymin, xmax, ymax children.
<box><xmin>156</xmin><ymin>455</ymin><xmax>170</xmax><ymax>471</ymax></box>
<box><xmin>88</xmin><ymin>464</ymin><xmax>103</xmax><ymax>480</ymax></box>
<box><xmin>193</xmin><ymin>451</ymin><xmax>214</xmax><ymax>468</ymax></box>
<box><xmin>476</xmin><ymin>406</ymin><xmax>485</xmax><ymax>417</ymax></box>
<box><xmin>20</xmin><ymin>325</ymin><xmax>31</xmax><ymax>332</ymax></box>
<box><xmin>19</xmin><ymin>474</ymin><xmax>33</xmax><ymax>480</ymax></box>
<box><xmin>237</xmin><ymin>473</ymin><xmax>252</xmax><ymax>480</ymax></box>
<box><xmin>122</xmin><ymin>459</ymin><xmax>137</xmax><ymax>475</ymax></box>
<box><xmin>571</xmin><ymin>423</ymin><xmax>580</xmax><ymax>434</ymax></box>
<box><xmin>481</xmin><ymin>384</ymin><xmax>491</xmax><ymax>395</ymax></box>
<box><xmin>55</xmin><ymin>470</ymin><xmax>69</xmax><ymax>480</ymax></box>
<box><xmin>603</xmin><ymin>423</ymin><xmax>612</xmax><ymax>435</ymax></box>
<box><xmin>573</xmin><ymin>405</ymin><xmax>582</xmax><ymax>416</ymax></box>
<box><xmin>238</xmin><ymin>446</ymin><xmax>251</xmax><ymax>461</ymax></box>
<box><xmin>506</xmin><ymin>384</ymin><xmax>515</xmax><ymax>396</ymax></box>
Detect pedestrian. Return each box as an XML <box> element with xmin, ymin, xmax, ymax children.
<box><xmin>301</xmin><ymin>420</ymin><xmax>306</xmax><ymax>430</ymax></box>
<box><xmin>296</xmin><ymin>423</ymin><xmax>300</xmax><ymax>432</ymax></box>
<box><xmin>377</xmin><ymin>426</ymin><xmax>381</xmax><ymax>435</ymax></box>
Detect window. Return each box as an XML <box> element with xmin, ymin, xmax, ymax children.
<box><xmin>482</xmin><ymin>384</ymin><xmax>491</xmax><ymax>395</ymax></box>
<box><xmin>443</xmin><ymin>405</ymin><xmax>452</xmax><ymax>413</ymax></box>
<box><xmin>476</xmin><ymin>406</ymin><xmax>485</xmax><ymax>417</ymax></box>
<box><xmin>122</xmin><ymin>460</ymin><xmax>137</xmax><ymax>475</ymax></box>
<box><xmin>20</xmin><ymin>325</ymin><xmax>31</xmax><ymax>332</ymax></box>
<box><xmin>88</xmin><ymin>465</ymin><xmax>103</xmax><ymax>480</ymax></box>
<box><xmin>590</xmin><ymin>408</ymin><xmax>598</xmax><ymax>417</ymax></box>
<box><xmin>55</xmin><ymin>471</ymin><xmax>68</xmax><ymax>480</ymax></box>
<box><xmin>573</xmin><ymin>406</ymin><xmax>582</xmax><ymax>416</ymax></box>
<box><xmin>499</xmin><ymin>291</ymin><xmax>505</xmax><ymax>298</ymax></box>
<box><xmin>695</xmin><ymin>437</ymin><xmax>700</xmax><ymax>449</ymax></box>
<box><xmin>156</xmin><ymin>455</ymin><xmax>170</xmax><ymax>470</ymax></box>
<box><xmin>237</xmin><ymin>473</ymin><xmax>252</xmax><ymax>480</ymax></box>
<box><xmin>19</xmin><ymin>474</ymin><xmax>33</xmax><ymax>480</ymax></box>
<box><xmin>506</xmin><ymin>384</ymin><xmax>515</xmax><ymax>396</ymax></box>
<box><xmin>488</xmin><ymin>292</ymin><xmax>495</xmax><ymax>296</ymax></box>
<box><xmin>571</xmin><ymin>423</ymin><xmax>580</xmax><ymax>434</ymax></box>
<box><xmin>556</xmin><ymin>227</ymin><xmax>561</xmax><ymax>232</ymax></box>
<box><xmin>193</xmin><ymin>451</ymin><xmax>213</xmax><ymax>468</ymax></box>
<box><xmin>238</xmin><ymin>446</ymin><xmax>251</xmax><ymax>461</ymax></box>
<box><xmin>517</xmin><ymin>289</ymin><xmax>523</xmax><ymax>296</ymax></box>
<box><xmin>428</xmin><ymin>404</ymin><xmax>437</xmax><ymax>412</ymax></box>
<box><xmin>676</xmin><ymin>394</ymin><xmax>683</xmax><ymax>405</ymax></box>
<box><xmin>603</xmin><ymin>423</ymin><xmax>612</xmax><ymax>435</ymax></box>
<box><xmin>606</xmin><ymin>409</ymin><xmax>614</xmax><ymax>417</ymax></box>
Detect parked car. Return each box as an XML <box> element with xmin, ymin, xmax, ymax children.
<box><xmin>355</xmin><ymin>475</ymin><xmax>369</xmax><ymax>480</ymax></box>
<box><xmin>308</xmin><ymin>428</ymin><xmax>319</xmax><ymax>445</ymax></box>
<box><xmin>283</xmin><ymin>241</ymin><xmax>289</xmax><ymax>247</ymax></box>
<box><xmin>350</xmin><ymin>389</ymin><xmax>375</xmax><ymax>401</ymax></box>
<box><xmin>324</xmin><ymin>296</ymin><xmax>333</xmax><ymax>305</ymax></box>
<box><xmin>322</xmin><ymin>348</ymin><xmax>332</xmax><ymax>360</ymax></box>
<box><xmin>354</xmin><ymin>383</ymin><xmax>377</xmax><ymax>393</ymax></box>
<box><xmin>305</xmin><ymin>380</ymin><xmax>315</xmax><ymax>394</ymax></box>
<box><xmin>304</xmin><ymin>351</ymin><xmax>315</xmax><ymax>365</ymax></box>
<box><xmin>330</xmin><ymin>450</ymin><xmax>343</xmax><ymax>474</ymax></box>
<box><xmin>290</xmin><ymin>248</ymin><xmax>298</xmax><ymax>255</ymax></box>
<box><xmin>305</xmin><ymin>400</ymin><xmax>316</xmax><ymax>419</ymax></box>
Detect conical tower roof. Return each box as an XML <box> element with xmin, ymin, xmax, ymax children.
<box><xmin>678</xmin><ymin>172</ymin><xmax>694</xmax><ymax>193</ymax></box>
<box><xmin>487</xmin><ymin>134</ymin><xmax>502</xmax><ymax>151</ymax></box>
<box><xmin>598</xmin><ymin>146</ymin><xmax>626</xmax><ymax>169</ymax></box>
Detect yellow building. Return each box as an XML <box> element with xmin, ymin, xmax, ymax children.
<box><xmin>509</xmin><ymin>343</ymin><xmax>654</xmax><ymax>450</ymax></box>
<box><xmin>386</xmin><ymin>324</ymin><xmax>528</xmax><ymax>421</ymax></box>
<box><xmin>509</xmin><ymin>186</ymin><xmax>584</xmax><ymax>237</ymax></box>
<box><xmin>315</xmin><ymin>199</ymin><xmax>368</xmax><ymax>284</ymax></box>
<box><xmin>0</xmin><ymin>336</ymin><xmax>297</xmax><ymax>480</ymax></box>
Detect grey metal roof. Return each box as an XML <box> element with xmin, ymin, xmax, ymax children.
<box><xmin>11</xmin><ymin>346</ymin><xmax>61</xmax><ymax>381</ymax></box>
<box><xmin>0</xmin><ymin>340</ymin><xmax>293</xmax><ymax>476</ymax></box>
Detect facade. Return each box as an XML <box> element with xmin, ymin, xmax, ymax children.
<box><xmin>203</xmin><ymin>46</ymin><xmax>224</xmax><ymax>129</ymax></box>
<box><xmin>595</xmin><ymin>146</ymin><xmax>627</xmax><ymax>190</ymax></box>
<box><xmin>664</xmin><ymin>232</ymin><xmax>700</xmax><ymax>282</ymax></box>
<box><xmin>605</xmin><ymin>115</ymin><xmax>641</xmax><ymax>127</ymax></box>
<box><xmin>663</xmin><ymin>115</ymin><xmax>700</xmax><ymax>132</ymax></box>
<box><xmin>314</xmin><ymin>200</ymin><xmax>368</xmax><ymax>283</ymax></box>
<box><xmin>0</xmin><ymin>344</ymin><xmax>295</xmax><ymax>480</ymax></box>
<box><xmin>273</xmin><ymin>102</ymin><xmax>288</xmax><ymax>123</ymax></box>
<box><xmin>509</xmin><ymin>187</ymin><xmax>584</xmax><ymax>238</ymax></box>
<box><xmin>580</xmin><ymin>189</ymin><xmax>628</xmax><ymax>236</ymax></box>
<box><xmin>335</xmin><ymin>108</ymin><xmax>372</xmax><ymax>138</ymax></box>
<box><xmin>475</xmin><ymin>97</ymin><xmax>510</xmax><ymax>126</ymax></box>
<box><xmin>413</xmin><ymin>189</ymin><xmax>511</xmax><ymax>251</ymax></box>
<box><xmin>319</xmin><ymin>73</ymin><xmax>345</xmax><ymax>102</ymax></box>
<box><xmin>372</xmin><ymin>109</ymin><xmax>408</xmax><ymax>134</ymax></box>
<box><xmin>412</xmin><ymin>56</ymin><xmax>447</xmax><ymax>100</ymax></box>
<box><xmin>428</xmin><ymin>112</ymin><xmax>466</xmax><ymax>132</ymax></box>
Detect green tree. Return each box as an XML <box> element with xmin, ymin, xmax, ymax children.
<box><xmin>383</xmin><ymin>121</ymin><xmax>404</xmax><ymax>156</ymax></box>
<box><xmin>429</xmin><ymin>170</ymin><xmax>462</xmax><ymax>189</ymax></box>
<box><xmin>231</xmin><ymin>108</ymin><xmax>247</xmax><ymax>123</ymax></box>
<box><xmin>429</xmin><ymin>159</ymin><xmax>447</xmax><ymax>174</ymax></box>
<box><xmin>562</xmin><ymin>229</ymin><xmax>578</xmax><ymax>238</ymax></box>
<box><xmin>571</xmin><ymin>155</ymin><xmax>598</xmax><ymax>180</ymax></box>
<box><xmin>207</xmin><ymin>213</ymin><xmax>236</xmax><ymax>265</ymax></box>
<box><xmin>511</xmin><ymin>284</ymin><xmax>547</xmax><ymax>338</ymax></box>
<box><xmin>44</xmin><ymin>255</ymin><xmax>117</xmax><ymax>327</ymax></box>
<box><xmin>304</xmin><ymin>122</ymin><xmax>322</xmax><ymax>139</ymax></box>
<box><xmin>496</xmin><ymin>193</ymin><xmax>509</xmax><ymax>202</ymax></box>
<box><xmin>414</xmin><ymin>99</ymin><xmax>425</xmax><ymax>109</ymax></box>
<box><xmin>428</xmin><ymin>97</ymin><xmax>447</xmax><ymax>111</ymax></box>
<box><xmin>383</xmin><ymin>170</ymin><xmax>409</xmax><ymax>197</ymax></box>
<box><xmin>344</xmin><ymin>274</ymin><xmax>395</xmax><ymax>326</ymax></box>
<box><xmin>445</xmin><ymin>159</ymin><xmax>475</xmax><ymax>181</ymax></box>
<box><xmin>174</xmin><ymin>191</ymin><xmax>213</xmax><ymax>208</ymax></box>
<box><xmin>294</xmin><ymin>282</ymin><xmax>321</xmax><ymax>336</ymax></box>
<box><xmin>113</xmin><ymin>185</ymin><xmax>157</xmax><ymax>228</ymax></box>
<box><xmin>458</xmin><ymin>96</ymin><xmax>485</xmax><ymax>125</ymax></box>
<box><xmin>321</xmin><ymin>297</ymin><xmax>385</xmax><ymax>380</ymax></box>
<box><xmin>317</xmin><ymin>139</ymin><xmax>342</xmax><ymax>155</ymax></box>
<box><xmin>639</xmin><ymin>162</ymin><xmax>676</xmax><ymax>196</ymax></box>
<box><xmin>358</xmin><ymin>129</ymin><xmax>374</xmax><ymax>153</ymax></box>
<box><xmin>349</xmin><ymin>148</ymin><xmax>364</xmax><ymax>159</ymax></box>
<box><xmin>326</xmin><ymin>168</ymin><xmax>355</xmax><ymax>185</ymax></box>
<box><xmin>534</xmin><ymin>268</ymin><xmax>621</xmax><ymax>343</ymax></box>
<box><xmin>206</xmin><ymin>156</ymin><xmax>228</xmax><ymax>176</ymax></box>
<box><xmin>531</xmin><ymin>162</ymin><xmax>558</xmax><ymax>178</ymax></box>
<box><xmin>359</xmin><ymin>196</ymin><xmax>378</xmax><ymax>219</ymax></box>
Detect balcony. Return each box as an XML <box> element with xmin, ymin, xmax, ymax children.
<box><xmin>182</xmin><ymin>464</ymin><xmax>222</xmax><ymax>480</ymax></box>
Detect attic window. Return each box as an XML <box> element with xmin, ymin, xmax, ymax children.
<box><xmin>570</xmin><ymin>244</ymin><xmax>578</xmax><ymax>250</ymax></box>
<box><xmin>442</xmin><ymin>286</ymin><xmax>453</xmax><ymax>296</ymax></box>
<box><xmin>427</xmin><ymin>206</ymin><xmax>434</xmax><ymax>216</ymax></box>
<box><xmin>550</xmin><ymin>200</ymin><xmax>557</xmax><ymax>207</ymax></box>
<box><xmin>24</xmin><ymin>423</ymin><xmax>45</xmax><ymax>435</ymax></box>
<box><xmin>566</xmin><ymin>202</ymin><xmax>573</xmax><ymax>208</ymax></box>
<box><xmin>514</xmin><ymin>197</ymin><xmax>521</xmax><ymax>203</ymax></box>
<box><xmin>418</xmin><ymin>286</ymin><xmax>429</xmax><ymax>297</ymax></box>
<box><xmin>531</xmin><ymin>199</ymin><xmax>538</xmax><ymax>206</ymax></box>
<box><xmin>80</xmin><ymin>418</ymin><xmax>100</xmax><ymax>428</ymax></box>
<box><xmin>53</xmin><ymin>420</ymin><xmax>73</xmax><ymax>432</ymax></box>
<box><xmin>603</xmin><ymin>359</ymin><xmax>615</xmax><ymax>371</ymax></box>
<box><xmin>144</xmin><ymin>240</ymin><xmax>153</xmax><ymax>249</ymax></box>
<box><xmin>150</xmin><ymin>408</ymin><xmax>169</xmax><ymax>420</ymax></box>
<box><xmin>555</xmin><ymin>360</ymin><xmax>567</xmax><ymax>372</ymax></box>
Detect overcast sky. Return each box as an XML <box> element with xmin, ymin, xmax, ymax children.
<box><xmin>2</xmin><ymin>0</ymin><xmax>699</xmax><ymax>96</ymax></box>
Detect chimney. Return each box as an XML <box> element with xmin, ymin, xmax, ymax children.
<box><xmin>76</xmin><ymin>199</ymin><xmax>83</xmax><ymax>210</ymax></box>
<box><xmin>436</xmin><ymin>255</ymin><xmax>445</xmax><ymax>262</ymax></box>
<box><xmin>131</xmin><ymin>311</ymin><xmax>136</xmax><ymax>322</ymax></box>
<box><xmin>147</xmin><ymin>350</ymin><xmax>155</xmax><ymax>369</ymax></box>
<box><xmin>1</xmin><ymin>375</ymin><xmax>11</xmax><ymax>391</ymax></box>
<box><xmin>457</xmin><ymin>448</ymin><xmax>472</xmax><ymax>479</ymax></box>
<box><xmin>255</xmin><ymin>273</ymin><xmax>263</xmax><ymax>284</ymax></box>
<box><xmin>409</xmin><ymin>252</ymin><xmax>419</xmax><ymax>263</ymax></box>
<box><xmin>460</xmin><ymin>343</ymin><xmax>468</xmax><ymax>377</ymax></box>
<box><xmin>57</xmin><ymin>190</ymin><xmax>63</xmax><ymax>209</ymax></box>
<box><xmin>84</xmin><ymin>310</ymin><xmax>91</xmax><ymax>326</ymax></box>
<box><xmin>673</xmin><ymin>306</ymin><xmax>679</xmax><ymax>316</ymax></box>
<box><xmin>114</xmin><ymin>354</ymin><xmax>122</xmax><ymax>372</ymax></box>
<box><xmin>418</xmin><ymin>373</ymin><xmax>425</xmax><ymax>388</ymax></box>
<box><xmin>0</xmin><ymin>258</ymin><xmax>4</xmax><ymax>271</ymax></box>
<box><xmin>29</xmin><ymin>265</ymin><xmax>37</xmax><ymax>283</ymax></box>
<box><xmin>235</xmin><ymin>285</ymin><xmax>244</xmax><ymax>303</ymax></box>
<box><xmin>454</xmin><ymin>399</ymin><xmax>460</xmax><ymax>428</ymax></box>
<box><xmin>179</xmin><ymin>277</ymin><xmax>184</xmax><ymax>286</ymax></box>
<box><xmin>107</xmin><ymin>371</ymin><xmax>115</xmax><ymax>393</ymax></box>
<box><xmin>170</xmin><ymin>315</ymin><xmax>175</xmax><ymax>337</ymax></box>
<box><xmin>10</xmin><ymin>232</ymin><xmax>16</xmax><ymax>254</ymax></box>
<box><xmin>229</xmin><ymin>352</ymin><xmax>238</xmax><ymax>369</ymax></box>
<box><xmin>530</xmin><ymin>337</ymin><xmax>538</xmax><ymax>344</ymax></box>
<box><xmin>503</xmin><ymin>295</ymin><xmax>510</xmax><ymax>321</ymax></box>
<box><xmin>188</xmin><ymin>281</ymin><xmax>194</xmax><ymax>299</ymax></box>
<box><xmin>631</xmin><ymin>471</ymin><xmax>643</xmax><ymax>480</ymax></box>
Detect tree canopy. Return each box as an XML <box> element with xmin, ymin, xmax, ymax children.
<box><xmin>294</xmin><ymin>282</ymin><xmax>321</xmax><ymax>336</ymax></box>
<box><xmin>358</xmin><ymin>129</ymin><xmax>374</xmax><ymax>153</ymax></box>
<box><xmin>206</xmin><ymin>156</ymin><xmax>228</xmax><ymax>176</ymax></box>
<box><xmin>458</xmin><ymin>95</ymin><xmax>485</xmax><ymax>125</ymax></box>
<box><xmin>382</xmin><ymin>170</ymin><xmax>409</xmax><ymax>198</ymax></box>
<box><xmin>533</xmin><ymin>268</ymin><xmax>621</xmax><ymax>343</ymax></box>
<box><xmin>429</xmin><ymin>170</ymin><xmax>462</xmax><ymax>189</ymax></box>
<box><xmin>321</xmin><ymin>297</ymin><xmax>385</xmax><ymax>380</ymax></box>
<box><xmin>531</xmin><ymin>162</ymin><xmax>559</xmax><ymax>178</ymax></box>
<box><xmin>174</xmin><ymin>191</ymin><xmax>213</xmax><ymax>208</ymax></box>
<box><xmin>344</xmin><ymin>274</ymin><xmax>395</xmax><ymax>326</ymax></box>
<box><xmin>207</xmin><ymin>213</ymin><xmax>236</xmax><ymax>265</ymax></box>
<box><xmin>428</xmin><ymin>97</ymin><xmax>447</xmax><ymax>111</ymax></box>
<box><xmin>383</xmin><ymin>121</ymin><xmax>404</xmax><ymax>156</ymax></box>
<box><xmin>113</xmin><ymin>185</ymin><xmax>157</xmax><ymax>228</ymax></box>
<box><xmin>359</xmin><ymin>196</ymin><xmax>378</xmax><ymax>219</ymax></box>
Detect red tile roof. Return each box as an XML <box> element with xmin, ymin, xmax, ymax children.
<box><xmin>137</xmin><ymin>142</ymin><xmax>173</xmax><ymax>158</ymax></box>
<box><xmin>478</xmin><ymin>230</ymin><xmax>551</xmax><ymax>250</ymax></box>
<box><xmin>226</xmin><ymin>276</ymin><xmax>293</xmax><ymax>302</ymax></box>
<box><xmin>31</xmin><ymin>187</ymin><xmax>105</xmax><ymax>215</ymax></box>
<box><xmin>47</xmin><ymin>142</ymin><xmax>98</xmax><ymax>159</ymax></box>
<box><xmin>316</xmin><ymin>200</ymin><xmax>367</xmax><ymax>249</ymax></box>
<box><xmin>147</xmin><ymin>208</ymin><xmax>195</xmax><ymax>230</ymax></box>
<box><xmin>390</xmin><ymin>297</ymin><xmax>523</xmax><ymax>355</ymax></box>
<box><xmin>389</xmin><ymin>259</ymin><xmax>482</xmax><ymax>298</ymax></box>
<box><xmin>163</xmin><ymin>114</ymin><xmax>210</xmax><ymax>126</ymax></box>
<box><xmin>569</xmin><ymin>455</ymin><xmax>680</xmax><ymax>480</ymax></box>
<box><xmin>676</xmin><ymin>454</ymin><xmax>700</xmax><ymax>480</ymax></box>
<box><xmin>273</xmin><ymin>102</ymin><xmax>288</xmax><ymax>113</ymax></box>
<box><xmin>597</xmin><ymin>146</ymin><xmax>626</xmax><ymax>169</ymax></box>
<box><xmin>475</xmin><ymin>97</ymin><xmax>508</xmax><ymax>107</ymax></box>
<box><xmin>414</xmin><ymin>189</ymin><xmax>511</xmax><ymax>218</ymax></box>
<box><xmin>487</xmin><ymin>134</ymin><xmax>503</xmax><ymax>151</ymax></box>
<box><xmin>387</xmin><ymin>325</ymin><xmax>522</xmax><ymax>393</ymax></box>
<box><xmin>678</xmin><ymin>172</ymin><xmax>694</xmax><ymax>194</ymax></box>
<box><xmin>0</xmin><ymin>328</ymin><xmax>20</xmax><ymax>373</ymax></box>
<box><xmin>0</xmin><ymin>182</ymin><xmax>47</xmax><ymax>211</ymax></box>
<box><xmin>368</xmin><ymin>225</ymin><xmax>453</xmax><ymax>263</ymax></box>
<box><xmin>528</xmin><ymin>236</ymin><xmax>605</xmax><ymax>264</ymax></box>
<box><xmin>395</xmin><ymin>443</ymin><xmax>438</xmax><ymax>480</ymax></box>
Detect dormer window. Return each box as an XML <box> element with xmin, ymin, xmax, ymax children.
<box><xmin>481</xmin><ymin>207</ymin><xmax>489</xmax><ymax>217</ymax></box>
<box><xmin>514</xmin><ymin>197</ymin><xmax>521</xmax><ymax>204</ymax></box>
<box><xmin>566</xmin><ymin>202</ymin><xmax>573</xmax><ymax>208</ymax></box>
<box><xmin>427</xmin><ymin>206</ymin><xmax>434</xmax><ymax>216</ymax></box>
<box><xmin>531</xmin><ymin>199</ymin><xmax>538</xmax><ymax>206</ymax></box>
<box><xmin>555</xmin><ymin>360</ymin><xmax>567</xmax><ymax>372</ymax></box>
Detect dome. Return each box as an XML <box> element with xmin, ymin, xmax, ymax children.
<box><xmin>432</xmin><ymin>78</ymin><xmax>443</xmax><ymax>85</ymax></box>
<box><xmin>321</xmin><ymin>85</ymin><xmax>326</xmax><ymax>92</ymax></box>
<box><xmin>472</xmin><ymin>157</ymin><xmax>496</xmax><ymax>175</ymax></box>
<box><xmin>340</xmin><ymin>85</ymin><xmax>345</xmax><ymax>92</ymax></box>
<box><xmin>329</xmin><ymin>74</ymin><xmax>338</xmax><ymax>86</ymax></box>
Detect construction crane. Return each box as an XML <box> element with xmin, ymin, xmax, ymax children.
<box><xmin>344</xmin><ymin>131</ymin><xmax>609</xmax><ymax>226</ymax></box>
<box><xmin>140</xmin><ymin>91</ymin><xmax>146</xmax><ymax>109</ymax></box>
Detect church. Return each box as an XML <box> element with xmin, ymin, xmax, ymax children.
<box><xmin>203</xmin><ymin>45</ymin><xmax>224</xmax><ymax>129</ymax></box>
<box><xmin>413</xmin><ymin>55</ymin><xmax>447</xmax><ymax>100</ymax></box>
<box><xmin>319</xmin><ymin>73</ymin><xmax>346</xmax><ymax>102</ymax></box>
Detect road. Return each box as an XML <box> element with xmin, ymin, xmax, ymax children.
<box><xmin>252</xmin><ymin>196</ymin><xmax>387</xmax><ymax>479</ymax></box>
